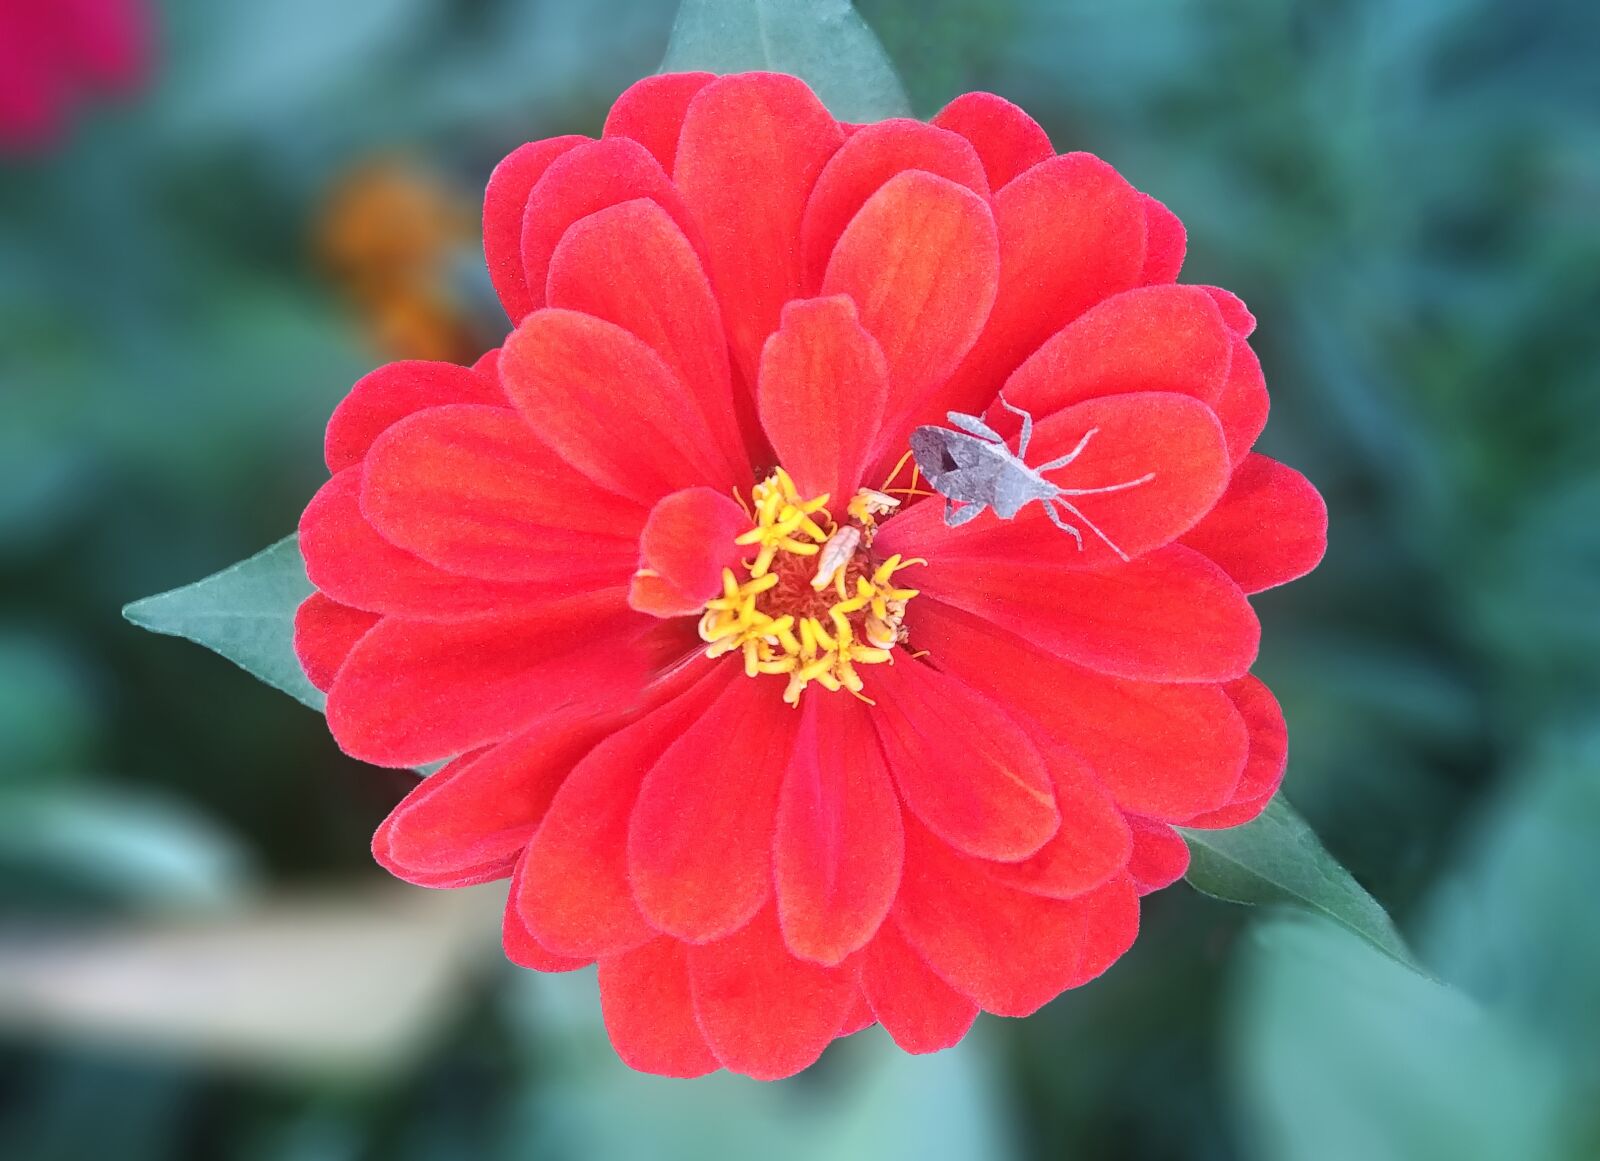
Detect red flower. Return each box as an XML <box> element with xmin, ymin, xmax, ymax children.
<box><xmin>295</xmin><ymin>73</ymin><xmax>1326</xmax><ymax>1079</ymax></box>
<box><xmin>0</xmin><ymin>0</ymin><xmax>150</xmax><ymax>154</ymax></box>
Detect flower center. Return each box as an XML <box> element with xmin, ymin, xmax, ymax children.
<box><xmin>697</xmin><ymin>468</ymin><xmax>922</xmax><ymax>706</ymax></box>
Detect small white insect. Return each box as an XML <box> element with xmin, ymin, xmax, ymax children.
<box><xmin>811</xmin><ymin>524</ymin><xmax>862</xmax><ymax>590</ymax></box>
<box><xmin>910</xmin><ymin>395</ymin><xmax>1155</xmax><ymax>561</ymax></box>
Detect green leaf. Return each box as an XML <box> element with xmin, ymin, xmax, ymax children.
<box><xmin>660</xmin><ymin>0</ymin><xmax>911</xmax><ymax>123</ymax></box>
<box><xmin>123</xmin><ymin>534</ymin><xmax>323</xmax><ymax>713</ymax></box>
<box><xmin>1180</xmin><ymin>796</ymin><xmax>1420</xmax><ymax>972</ymax></box>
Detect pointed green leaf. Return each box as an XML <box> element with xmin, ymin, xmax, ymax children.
<box><xmin>1180</xmin><ymin>796</ymin><xmax>1420</xmax><ymax>972</ymax></box>
<box><xmin>660</xmin><ymin>0</ymin><xmax>910</xmax><ymax>123</ymax></box>
<box><xmin>123</xmin><ymin>534</ymin><xmax>323</xmax><ymax>712</ymax></box>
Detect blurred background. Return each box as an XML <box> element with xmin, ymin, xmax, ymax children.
<box><xmin>2</xmin><ymin>0</ymin><xmax>1598</xmax><ymax>1157</ymax></box>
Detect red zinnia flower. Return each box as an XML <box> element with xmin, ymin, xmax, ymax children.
<box><xmin>0</xmin><ymin>0</ymin><xmax>150</xmax><ymax>154</ymax></box>
<box><xmin>295</xmin><ymin>72</ymin><xmax>1327</xmax><ymax>1080</ymax></box>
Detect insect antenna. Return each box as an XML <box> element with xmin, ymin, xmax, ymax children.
<box><xmin>1052</xmin><ymin>497</ymin><xmax>1137</xmax><ymax>562</ymax></box>
<box><xmin>1055</xmin><ymin>471</ymin><xmax>1156</xmax><ymax>498</ymax></box>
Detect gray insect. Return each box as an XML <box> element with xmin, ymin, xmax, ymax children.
<box><xmin>909</xmin><ymin>395</ymin><xmax>1155</xmax><ymax>560</ymax></box>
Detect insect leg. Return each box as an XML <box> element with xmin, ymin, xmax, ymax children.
<box><xmin>1042</xmin><ymin>500</ymin><xmax>1085</xmax><ymax>549</ymax></box>
<box><xmin>945</xmin><ymin>411</ymin><xmax>1006</xmax><ymax>444</ymax></box>
<box><xmin>996</xmin><ymin>393</ymin><xmax>1034</xmax><ymax>458</ymax></box>
<box><xmin>944</xmin><ymin>499</ymin><xmax>987</xmax><ymax>527</ymax></box>
<box><xmin>1052</xmin><ymin>498</ymin><xmax>1133</xmax><ymax>562</ymax></box>
<box><xmin>1035</xmin><ymin>426</ymin><xmax>1100</xmax><ymax>473</ymax></box>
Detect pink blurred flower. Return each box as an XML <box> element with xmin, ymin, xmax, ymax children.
<box><xmin>0</xmin><ymin>0</ymin><xmax>150</xmax><ymax>154</ymax></box>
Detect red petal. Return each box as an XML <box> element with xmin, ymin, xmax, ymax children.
<box><xmin>300</xmin><ymin>468</ymin><xmax>556</xmax><ymax>619</ymax></box>
<box><xmin>868</xmin><ymin>660</ymin><xmax>1059</xmax><ymax>862</ymax></box>
<box><xmin>774</xmin><ymin>694</ymin><xmax>903</xmax><ymax>966</ymax></box>
<box><xmin>757</xmin><ymin>296</ymin><xmax>889</xmax><ymax>500</ymax></box>
<box><xmin>599</xmin><ymin>938</ymin><xmax>719</xmax><ymax>1077</ymax></box>
<box><xmin>501</xmin><ymin>309</ymin><xmax>744</xmax><ymax>504</ymax></box>
<box><xmin>1124</xmin><ymin>816</ymin><xmax>1191</xmax><ymax>894</ymax></box>
<box><xmin>688</xmin><ymin>907</ymin><xmax>858</xmax><ymax>1080</ymax></box>
<box><xmin>982</xmin><ymin>747</ymin><xmax>1133</xmax><ymax>899</ymax></box>
<box><xmin>602</xmin><ymin>72</ymin><xmax>715</xmax><ymax>172</ymax></box>
<box><xmin>1138</xmin><ymin>193</ymin><xmax>1186</xmax><ymax>284</ymax></box>
<box><xmin>1202</xmin><ymin>286</ymin><xmax>1256</xmax><ymax>337</ymax></box>
<box><xmin>908</xmin><ymin>600</ymin><xmax>1250</xmax><ymax>821</ymax></box>
<box><xmin>370</xmin><ymin>750</ymin><xmax>506</xmax><ymax>889</ymax></box>
<box><xmin>504</xmin><ymin>896</ymin><xmax>594</xmax><ymax>974</ymax></box>
<box><xmin>894</xmin><ymin>822</ymin><xmax>1135</xmax><ymax>1016</ymax></box>
<box><xmin>324</xmin><ymin>359</ymin><xmax>504</xmax><ymax>474</ymax></box>
<box><xmin>519</xmin><ymin>137</ymin><xmax>703</xmax><ymax>318</ymax></box>
<box><xmin>930</xmin><ymin>92</ymin><xmax>1054</xmax><ymax>192</ymax></box>
<box><xmin>483</xmin><ymin>136</ymin><xmax>588</xmax><ymax>323</ymax></box>
<box><xmin>545</xmin><ymin>198</ymin><xmax>747</xmax><ymax>482</ymax></box>
<box><xmin>910</xmin><ymin>152</ymin><xmax>1148</xmax><ymax>439</ymax></box>
<box><xmin>361</xmin><ymin>405</ymin><xmax>644</xmax><ymax>584</ymax></box>
<box><xmin>675</xmin><ymin>73</ymin><xmax>845</xmax><ymax>384</ymax></box>
<box><xmin>1180</xmin><ymin>453</ymin><xmax>1327</xmax><ymax>594</ymax></box>
<box><xmin>910</xmin><ymin>545</ymin><xmax>1260</xmax><ymax>684</ymax></box>
<box><xmin>861</xmin><ymin>921</ymin><xmax>978</xmax><ymax>1054</ymax></box>
<box><xmin>629</xmin><ymin>487</ymin><xmax>750</xmax><ymax>618</ymax></box>
<box><xmin>882</xmin><ymin>392</ymin><xmax>1230</xmax><ymax>570</ymax></box>
<box><xmin>839</xmin><ymin>992</ymin><xmax>876</xmax><ymax>1036</ymax></box>
<box><xmin>822</xmin><ymin>171</ymin><xmax>999</xmax><ymax>441</ymax></box>
<box><xmin>799</xmin><ymin>118</ymin><xmax>989</xmax><ymax>288</ymax></box>
<box><xmin>1183</xmin><ymin>675</ymin><xmax>1287</xmax><ymax>828</ymax></box>
<box><xmin>518</xmin><ymin>663</ymin><xmax>731</xmax><ymax>958</ymax></box>
<box><xmin>293</xmin><ymin>593</ymin><xmax>378</xmax><ymax>693</ymax></box>
<box><xmin>629</xmin><ymin>676</ymin><xmax>800</xmax><ymax>941</ymax></box>
<box><xmin>1214</xmin><ymin>338</ymin><xmax>1270</xmax><ymax>462</ymax></box>
<box><xmin>1002</xmin><ymin>284</ymin><xmax>1234</xmax><ymax>417</ymax></box>
<box><xmin>325</xmin><ymin>594</ymin><xmax>645</xmax><ymax>767</ymax></box>
<box><xmin>372</xmin><ymin>706</ymin><xmax>616</xmax><ymax>887</ymax></box>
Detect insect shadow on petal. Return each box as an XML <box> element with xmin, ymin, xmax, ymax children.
<box><xmin>910</xmin><ymin>395</ymin><xmax>1155</xmax><ymax>561</ymax></box>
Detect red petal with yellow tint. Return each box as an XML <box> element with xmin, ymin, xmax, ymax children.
<box><xmin>602</xmin><ymin>71</ymin><xmax>715</xmax><ymax>172</ymax></box>
<box><xmin>799</xmin><ymin>118</ymin><xmax>989</xmax><ymax>287</ymax></box>
<box><xmin>501</xmin><ymin>309</ymin><xmax>745</xmax><ymax>503</ymax></box>
<box><xmin>293</xmin><ymin>593</ymin><xmax>378</xmax><ymax>693</ymax></box>
<box><xmin>1124</xmin><ymin>816</ymin><xmax>1191</xmax><ymax>894</ymax></box>
<box><xmin>324</xmin><ymin>359</ymin><xmax>505</xmax><ymax>473</ymax></box>
<box><xmin>482</xmin><ymin>136</ymin><xmax>588</xmax><ymax>323</ymax></box>
<box><xmin>931</xmin><ymin>91</ymin><xmax>1054</xmax><ymax>191</ymax></box>
<box><xmin>757</xmin><ymin>296</ymin><xmax>889</xmax><ymax>500</ymax></box>
<box><xmin>504</xmin><ymin>879</ymin><xmax>594</xmax><ymax>973</ymax></box>
<box><xmin>518</xmin><ymin>663</ymin><xmax>729</xmax><ymax>958</ymax></box>
<box><xmin>1182</xmin><ymin>675</ymin><xmax>1288</xmax><ymax>829</ymax></box>
<box><xmin>1138</xmin><ymin>193</ymin><xmax>1186</xmax><ymax>284</ymax></box>
<box><xmin>599</xmin><ymin>938</ymin><xmax>719</xmax><ymax>1077</ymax></box>
<box><xmin>301</xmin><ymin>468</ymin><xmax>558</xmax><ymax>619</ymax></box>
<box><xmin>862</xmin><ymin>920</ymin><xmax>978</xmax><ymax>1054</ymax></box>
<box><xmin>1180</xmin><ymin>454</ymin><xmax>1328</xmax><ymax>594</ymax></box>
<box><xmin>519</xmin><ymin>137</ymin><xmax>703</xmax><ymax>312</ymax></box>
<box><xmin>774</xmin><ymin>693</ymin><xmax>902</xmax><ymax>966</ymax></box>
<box><xmin>374</xmin><ymin>706</ymin><xmax>613</xmax><ymax>886</ymax></box>
<box><xmin>982</xmin><ymin>747</ymin><xmax>1133</xmax><ymax>899</ymax></box>
<box><xmin>1002</xmin><ymin>284</ymin><xmax>1233</xmax><ymax>417</ymax></box>
<box><xmin>326</xmin><ymin>593</ymin><xmax>644</xmax><ymax>768</ymax></box>
<box><xmin>688</xmin><ymin>908</ymin><xmax>859</xmax><ymax>1080</ymax></box>
<box><xmin>868</xmin><ymin>660</ymin><xmax>1059</xmax><ymax>862</ymax></box>
<box><xmin>912</xmin><ymin>152</ymin><xmax>1148</xmax><ymax>437</ymax></box>
<box><xmin>630</xmin><ymin>487</ymin><xmax>750</xmax><ymax>618</ymax></box>
<box><xmin>908</xmin><ymin>601</ymin><xmax>1250</xmax><ymax>821</ymax></box>
<box><xmin>361</xmin><ymin>405</ymin><xmax>643</xmax><ymax>584</ymax></box>
<box><xmin>675</xmin><ymin>73</ymin><xmax>844</xmax><ymax>384</ymax></box>
<box><xmin>546</xmin><ymin>198</ymin><xmax>747</xmax><ymax>482</ymax></box>
<box><xmin>911</xmin><ymin>545</ymin><xmax>1259</xmax><ymax>684</ymax></box>
<box><xmin>823</xmin><ymin>170</ymin><xmax>998</xmax><ymax>438</ymax></box>
<box><xmin>629</xmin><ymin>676</ymin><xmax>801</xmax><ymax>942</ymax></box>
<box><xmin>894</xmin><ymin>822</ymin><xmax>1135</xmax><ymax>1016</ymax></box>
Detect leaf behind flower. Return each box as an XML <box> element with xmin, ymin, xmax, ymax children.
<box><xmin>660</xmin><ymin>0</ymin><xmax>912</xmax><ymax>122</ymax></box>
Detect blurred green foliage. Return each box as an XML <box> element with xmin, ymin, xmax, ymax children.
<box><xmin>2</xmin><ymin>0</ymin><xmax>1597</xmax><ymax>1158</ymax></box>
